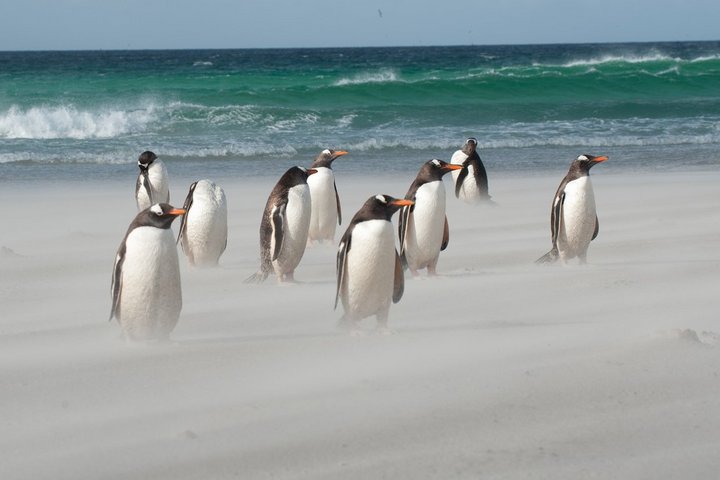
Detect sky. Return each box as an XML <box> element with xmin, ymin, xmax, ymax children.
<box><xmin>1</xmin><ymin>0</ymin><xmax>719</xmax><ymax>51</ymax></box>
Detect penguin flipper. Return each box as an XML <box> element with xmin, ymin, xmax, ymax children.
<box><xmin>109</xmin><ymin>249</ymin><xmax>125</xmax><ymax>321</ymax></box>
<box><xmin>138</xmin><ymin>170</ymin><xmax>154</xmax><ymax>207</ymax></box>
<box><xmin>392</xmin><ymin>250</ymin><xmax>404</xmax><ymax>303</ymax></box>
<box><xmin>176</xmin><ymin>182</ymin><xmax>196</xmax><ymax>245</ymax></box>
<box><xmin>537</xmin><ymin>189</ymin><xmax>565</xmax><ymax>265</ymax></box>
<box><xmin>335</xmin><ymin>235</ymin><xmax>351</xmax><ymax>310</ymax></box>
<box><xmin>455</xmin><ymin>167</ymin><xmax>469</xmax><ymax>199</ymax></box>
<box><xmin>270</xmin><ymin>203</ymin><xmax>286</xmax><ymax>262</ymax></box>
<box><xmin>592</xmin><ymin>216</ymin><xmax>599</xmax><ymax>240</ymax></box>
<box><xmin>334</xmin><ymin>180</ymin><xmax>342</xmax><ymax>225</ymax></box>
<box><xmin>441</xmin><ymin>216</ymin><xmax>450</xmax><ymax>251</ymax></box>
<box><xmin>398</xmin><ymin>205</ymin><xmax>412</xmax><ymax>256</ymax></box>
<box><xmin>550</xmin><ymin>190</ymin><xmax>565</xmax><ymax>249</ymax></box>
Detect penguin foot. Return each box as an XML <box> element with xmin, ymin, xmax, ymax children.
<box><xmin>376</xmin><ymin>326</ymin><xmax>395</xmax><ymax>336</ymax></box>
<box><xmin>535</xmin><ymin>248</ymin><xmax>560</xmax><ymax>264</ymax></box>
<box><xmin>244</xmin><ymin>270</ymin><xmax>269</xmax><ymax>284</ymax></box>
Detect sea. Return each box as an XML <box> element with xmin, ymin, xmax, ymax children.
<box><xmin>1</xmin><ymin>41</ymin><xmax>719</xmax><ymax>182</ymax></box>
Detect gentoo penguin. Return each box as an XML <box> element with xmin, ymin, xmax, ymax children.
<box><xmin>135</xmin><ymin>151</ymin><xmax>170</xmax><ymax>211</ymax></box>
<box><xmin>110</xmin><ymin>203</ymin><xmax>185</xmax><ymax>342</ymax></box>
<box><xmin>536</xmin><ymin>154</ymin><xmax>608</xmax><ymax>264</ymax></box>
<box><xmin>450</xmin><ymin>137</ymin><xmax>492</xmax><ymax>204</ymax></box>
<box><xmin>307</xmin><ymin>148</ymin><xmax>349</xmax><ymax>244</ymax></box>
<box><xmin>177</xmin><ymin>179</ymin><xmax>228</xmax><ymax>267</ymax></box>
<box><xmin>246</xmin><ymin>166</ymin><xmax>318</xmax><ymax>283</ymax></box>
<box><xmin>335</xmin><ymin>195</ymin><xmax>414</xmax><ymax>332</ymax></box>
<box><xmin>398</xmin><ymin>159</ymin><xmax>463</xmax><ymax>276</ymax></box>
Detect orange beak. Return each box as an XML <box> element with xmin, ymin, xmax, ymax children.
<box><xmin>390</xmin><ymin>199</ymin><xmax>414</xmax><ymax>207</ymax></box>
<box><xmin>168</xmin><ymin>208</ymin><xmax>186</xmax><ymax>216</ymax></box>
<box><xmin>444</xmin><ymin>164</ymin><xmax>464</xmax><ymax>171</ymax></box>
<box><xmin>333</xmin><ymin>150</ymin><xmax>349</xmax><ymax>158</ymax></box>
<box><xmin>593</xmin><ymin>155</ymin><xmax>609</xmax><ymax>163</ymax></box>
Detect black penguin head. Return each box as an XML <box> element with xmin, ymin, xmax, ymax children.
<box><xmin>136</xmin><ymin>203</ymin><xmax>186</xmax><ymax>229</ymax></box>
<box><xmin>418</xmin><ymin>159</ymin><xmax>464</xmax><ymax>181</ymax></box>
<box><xmin>137</xmin><ymin>151</ymin><xmax>157</xmax><ymax>171</ymax></box>
<box><xmin>571</xmin><ymin>154</ymin><xmax>608</xmax><ymax>175</ymax></box>
<box><xmin>310</xmin><ymin>148</ymin><xmax>349</xmax><ymax>168</ymax></box>
<box><xmin>367</xmin><ymin>194</ymin><xmax>414</xmax><ymax>220</ymax></box>
<box><xmin>279</xmin><ymin>166</ymin><xmax>317</xmax><ymax>189</ymax></box>
<box><xmin>462</xmin><ymin>138</ymin><xmax>478</xmax><ymax>156</ymax></box>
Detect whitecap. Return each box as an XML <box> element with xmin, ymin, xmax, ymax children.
<box><xmin>333</xmin><ymin>69</ymin><xmax>401</xmax><ymax>86</ymax></box>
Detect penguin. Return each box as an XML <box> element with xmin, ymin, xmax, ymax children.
<box><xmin>110</xmin><ymin>203</ymin><xmax>185</xmax><ymax>342</ymax></box>
<box><xmin>135</xmin><ymin>151</ymin><xmax>170</xmax><ymax>211</ymax></box>
<box><xmin>246</xmin><ymin>166</ymin><xmax>318</xmax><ymax>283</ymax></box>
<box><xmin>177</xmin><ymin>179</ymin><xmax>228</xmax><ymax>267</ymax></box>
<box><xmin>450</xmin><ymin>137</ymin><xmax>492</xmax><ymax>204</ymax></box>
<box><xmin>307</xmin><ymin>148</ymin><xmax>349</xmax><ymax>244</ymax></box>
<box><xmin>335</xmin><ymin>194</ymin><xmax>414</xmax><ymax>333</ymax></box>
<box><xmin>398</xmin><ymin>159</ymin><xmax>463</xmax><ymax>276</ymax></box>
<box><xmin>536</xmin><ymin>154</ymin><xmax>608</xmax><ymax>264</ymax></box>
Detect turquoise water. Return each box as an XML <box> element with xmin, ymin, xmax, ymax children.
<box><xmin>1</xmin><ymin>42</ymin><xmax>719</xmax><ymax>180</ymax></box>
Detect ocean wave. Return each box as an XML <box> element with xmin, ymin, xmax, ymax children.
<box><xmin>0</xmin><ymin>104</ymin><xmax>159</xmax><ymax>140</ymax></box>
<box><xmin>333</xmin><ymin>69</ymin><xmax>401</xmax><ymax>86</ymax></box>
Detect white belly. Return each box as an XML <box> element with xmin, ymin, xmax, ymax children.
<box><xmin>182</xmin><ymin>180</ymin><xmax>227</xmax><ymax>267</ymax></box>
<box><xmin>342</xmin><ymin>220</ymin><xmax>396</xmax><ymax>319</ymax></box>
<box><xmin>307</xmin><ymin>167</ymin><xmax>338</xmax><ymax>241</ymax></box>
<box><xmin>457</xmin><ymin>164</ymin><xmax>482</xmax><ymax>203</ymax></box>
<box><xmin>119</xmin><ymin>227</ymin><xmax>182</xmax><ymax>341</ymax></box>
<box><xmin>273</xmin><ymin>184</ymin><xmax>311</xmax><ymax>275</ymax></box>
<box><xmin>558</xmin><ymin>177</ymin><xmax>597</xmax><ymax>259</ymax></box>
<box><xmin>137</xmin><ymin>161</ymin><xmax>170</xmax><ymax>210</ymax></box>
<box><xmin>450</xmin><ymin>150</ymin><xmax>467</xmax><ymax>183</ymax></box>
<box><xmin>404</xmin><ymin>181</ymin><xmax>446</xmax><ymax>270</ymax></box>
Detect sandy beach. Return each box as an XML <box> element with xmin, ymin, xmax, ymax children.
<box><xmin>1</xmin><ymin>168</ymin><xmax>719</xmax><ymax>479</ymax></box>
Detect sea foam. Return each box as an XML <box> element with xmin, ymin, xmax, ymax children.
<box><xmin>0</xmin><ymin>104</ymin><xmax>158</xmax><ymax>140</ymax></box>
<box><xmin>333</xmin><ymin>69</ymin><xmax>400</xmax><ymax>86</ymax></box>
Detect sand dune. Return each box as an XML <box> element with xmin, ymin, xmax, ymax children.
<box><xmin>1</xmin><ymin>169</ymin><xmax>719</xmax><ymax>479</ymax></box>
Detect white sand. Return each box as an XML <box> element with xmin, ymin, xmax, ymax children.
<box><xmin>1</xmin><ymin>169</ymin><xmax>719</xmax><ymax>479</ymax></box>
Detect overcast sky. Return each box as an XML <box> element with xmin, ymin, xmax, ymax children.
<box><xmin>1</xmin><ymin>0</ymin><xmax>718</xmax><ymax>51</ymax></box>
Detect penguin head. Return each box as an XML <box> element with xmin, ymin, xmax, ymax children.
<box><xmin>279</xmin><ymin>166</ymin><xmax>317</xmax><ymax>188</ymax></box>
<box><xmin>572</xmin><ymin>154</ymin><xmax>608</xmax><ymax>174</ymax></box>
<box><xmin>365</xmin><ymin>194</ymin><xmax>414</xmax><ymax>220</ymax></box>
<box><xmin>311</xmin><ymin>148</ymin><xmax>349</xmax><ymax>168</ymax></box>
<box><xmin>137</xmin><ymin>151</ymin><xmax>157</xmax><ymax>171</ymax></box>
<box><xmin>420</xmin><ymin>159</ymin><xmax>464</xmax><ymax>181</ymax></box>
<box><xmin>137</xmin><ymin>203</ymin><xmax>186</xmax><ymax>229</ymax></box>
<box><xmin>462</xmin><ymin>138</ymin><xmax>478</xmax><ymax>156</ymax></box>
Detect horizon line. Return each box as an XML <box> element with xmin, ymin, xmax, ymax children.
<box><xmin>1</xmin><ymin>39</ymin><xmax>719</xmax><ymax>54</ymax></box>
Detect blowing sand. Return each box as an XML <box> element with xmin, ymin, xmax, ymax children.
<box><xmin>1</xmin><ymin>168</ymin><xmax>719</xmax><ymax>479</ymax></box>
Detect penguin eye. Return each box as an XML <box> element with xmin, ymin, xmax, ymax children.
<box><xmin>150</xmin><ymin>204</ymin><xmax>163</xmax><ymax>215</ymax></box>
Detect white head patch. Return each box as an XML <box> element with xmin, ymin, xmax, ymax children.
<box><xmin>577</xmin><ymin>154</ymin><xmax>589</xmax><ymax>161</ymax></box>
<box><xmin>375</xmin><ymin>194</ymin><xmax>387</xmax><ymax>203</ymax></box>
<box><xmin>431</xmin><ymin>159</ymin><xmax>441</xmax><ymax>167</ymax></box>
<box><xmin>150</xmin><ymin>204</ymin><xmax>163</xmax><ymax>215</ymax></box>
<box><xmin>322</xmin><ymin>149</ymin><xmax>331</xmax><ymax>155</ymax></box>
